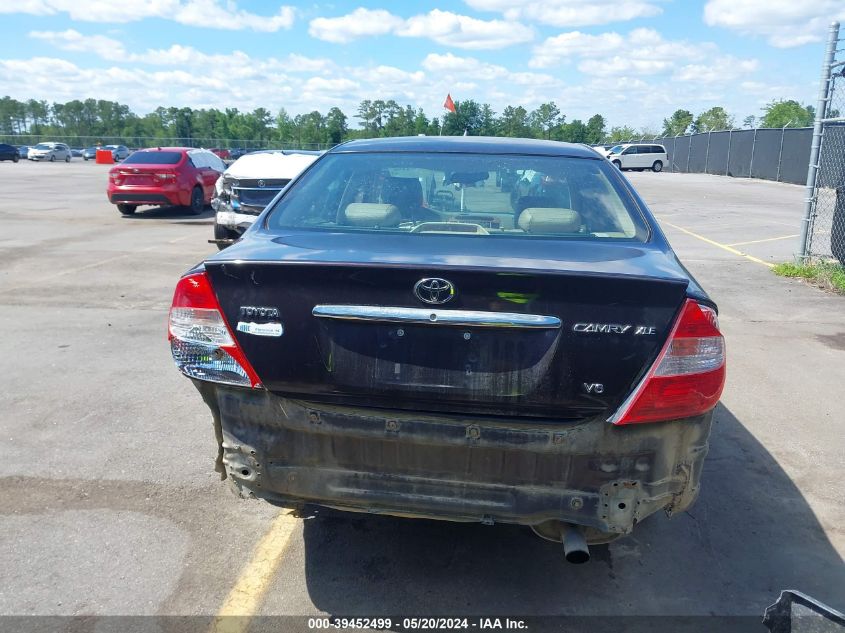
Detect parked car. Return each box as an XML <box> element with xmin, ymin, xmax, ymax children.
<box><xmin>18</xmin><ymin>145</ymin><xmax>30</xmax><ymax>159</ymax></box>
<box><xmin>0</xmin><ymin>143</ymin><xmax>19</xmax><ymax>162</ymax></box>
<box><xmin>82</xmin><ymin>146</ymin><xmax>98</xmax><ymax>160</ymax></box>
<box><xmin>210</xmin><ymin>148</ymin><xmax>231</xmax><ymax>160</ymax></box>
<box><xmin>70</xmin><ymin>148</ymin><xmax>84</xmax><ymax>158</ymax></box>
<box><xmin>107</xmin><ymin>147</ymin><xmax>225</xmax><ymax>215</ymax></box>
<box><xmin>104</xmin><ymin>144</ymin><xmax>130</xmax><ymax>161</ymax></box>
<box><xmin>211</xmin><ymin>150</ymin><xmax>321</xmax><ymax>248</ymax></box>
<box><xmin>229</xmin><ymin>148</ymin><xmax>265</xmax><ymax>161</ymax></box>
<box><xmin>167</xmin><ymin>136</ymin><xmax>725</xmax><ymax>560</ymax></box>
<box><xmin>606</xmin><ymin>143</ymin><xmax>667</xmax><ymax>172</ymax></box>
<box><xmin>28</xmin><ymin>142</ymin><xmax>71</xmax><ymax>162</ymax></box>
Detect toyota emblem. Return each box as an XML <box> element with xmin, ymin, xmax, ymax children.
<box><xmin>414</xmin><ymin>278</ymin><xmax>455</xmax><ymax>305</ymax></box>
<box><xmin>257</xmin><ymin>179</ymin><xmax>265</xmax><ymax>188</ymax></box>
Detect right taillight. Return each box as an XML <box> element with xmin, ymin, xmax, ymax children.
<box><xmin>168</xmin><ymin>272</ymin><xmax>261</xmax><ymax>388</ymax></box>
<box><xmin>610</xmin><ymin>299</ymin><xmax>725</xmax><ymax>425</ymax></box>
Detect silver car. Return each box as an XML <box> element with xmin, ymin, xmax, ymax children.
<box><xmin>104</xmin><ymin>144</ymin><xmax>130</xmax><ymax>161</ymax></box>
<box><xmin>28</xmin><ymin>142</ymin><xmax>72</xmax><ymax>162</ymax></box>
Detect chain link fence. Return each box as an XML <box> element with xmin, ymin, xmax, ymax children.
<box><xmin>619</xmin><ymin>127</ymin><xmax>813</xmax><ymax>185</ymax></box>
<box><xmin>0</xmin><ymin>134</ymin><xmax>332</xmax><ymax>152</ymax></box>
<box><xmin>801</xmin><ymin>22</ymin><xmax>845</xmax><ymax>264</ymax></box>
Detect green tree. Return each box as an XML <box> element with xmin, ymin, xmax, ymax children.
<box><xmin>760</xmin><ymin>100</ymin><xmax>814</xmax><ymax>128</ymax></box>
<box><xmin>530</xmin><ymin>101</ymin><xmax>561</xmax><ymax>139</ymax></box>
<box><xmin>742</xmin><ymin>115</ymin><xmax>757</xmax><ymax>129</ymax></box>
<box><xmin>585</xmin><ymin>114</ymin><xmax>606</xmax><ymax>144</ymax></box>
<box><xmin>325</xmin><ymin>106</ymin><xmax>347</xmax><ymax>145</ymax></box>
<box><xmin>498</xmin><ymin>105</ymin><xmax>530</xmax><ymax>137</ymax></box>
<box><xmin>693</xmin><ymin>106</ymin><xmax>733</xmax><ymax>132</ymax></box>
<box><xmin>662</xmin><ymin>109</ymin><xmax>693</xmax><ymax>136</ymax></box>
<box><xmin>607</xmin><ymin>125</ymin><xmax>638</xmax><ymax>142</ymax></box>
<box><xmin>442</xmin><ymin>99</ymin><xmax>482</xmax><ymax>136</ymax></box>
<box><xmin>558</xmin><ymin>119</ymin><xmax>587</xmax><ymax>143</ymax></box>
<box><xmin>478</xmin><ymin>104</ymin><xmax>497</xmax><ymax>136</ymax></box>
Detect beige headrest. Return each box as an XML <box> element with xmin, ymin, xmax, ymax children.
<box><xmin>343</xmin><ymin>203</ymin><xmax>400</xmax><ymax>227</ymax></box>
<box><xmin>518</xmin><ymin>208</ymin><xmax>582</xmax><ymax>234</ymax></box>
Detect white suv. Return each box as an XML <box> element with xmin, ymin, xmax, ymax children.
<box><xmin>605</xmin><ymin>144</ymin><xmax>667</xmax><ymax>172</ymax></box>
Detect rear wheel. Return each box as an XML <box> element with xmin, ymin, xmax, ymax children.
<box><xmin>612</xmin><ymin>159</ymin><xmax>622</xmax><ymax>170</ymax></box>
<box><xmin>652</xmin><ymin>160</ymin><xmax>663</xmax><ymax>172</ymax></box>
<box><xmin>214</xmin><ymin>222</ymin><xmax>239</xmax><ymax>250</ymax></box>
<box><xmin>117</xmin><ymin>204</ymin><xmax>137</xmax><ymax>215</ymax></box>
<box><xmin>65</xmin><ymin>154</ymin><xmax>70</xmax><ymax>162</ymax></box>
<box><xmin>184</xmin><ymin>186</ymin><xmax>205</xmax><ymax>215</ymax></box>
<box><xmin>12</xmin><ymin>154</ymin><xmax>18</xmax><ymax>163</ymax></box>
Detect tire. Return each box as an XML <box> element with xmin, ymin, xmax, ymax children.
<box><xmin>65</xmin><ymin>154</ymin><xmax>70</xmax><ymax>162</ymax></box>
<box><xmin>652</xmin><ymin>160</ymin><xmax>663</xmax><ymax>172</ymax></box>
<box><xmin>84</xmin><ymin>156</ymin><xmax>89</xmax><ymax>161</ymax></box>
<box><xmin>117</xmin><ymin>204</ymin><xmax>137</xmax><ymax>215</ymax></box>
<box><xmin>12</xmin><ymin>155</ymin><xmax>18</xmax><ymax>163</ymax></box>
<box><xmin>50</xmin><ymin>155</ymin><xmax>55</xmax><ymax>162</ymax></box>
<box><xmin>612</xmin><ymin>160</ymin><xmax>622</xmax><ymax>170</ymax></box>
<box><xmin>184</xmin><ymin>186</ymin><xmax>205</xmax><ymax>215</ymax></box>
<box><xmin>214</xmin><ymin>222</ymin><xmax>239</xmax><ymax>250</ymax></box>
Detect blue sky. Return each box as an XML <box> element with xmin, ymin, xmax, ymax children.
<box><xmin>1</xmin><ymin>0</ymin><xmax>843</xmax><ymax>130</ymax></box>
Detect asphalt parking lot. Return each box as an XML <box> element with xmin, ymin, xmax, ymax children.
<box><xmin>0</xmin><ymin>161</ymin><xmax>843</xmax><ymax>631</ymax></box>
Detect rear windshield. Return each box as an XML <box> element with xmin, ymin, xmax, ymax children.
<box><xmin>34</xmin><ymin>143</ymin><xmax>52</xmax><ymax>150</ymax></box>
<box><xmin>266</xmin><ymin>152</ymin><xmax>647</xmax><ymax>240</ymax></box>
<box><xmin>123</xmin><ymin>151</ymin><xmax>183</xmax><ymax>165</ymax></box>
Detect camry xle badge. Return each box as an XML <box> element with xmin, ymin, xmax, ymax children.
<box><xmin>414</xmin><ymin>278</ymin><xmax>455</xmax><ymax>305</ymax></box>
<box><xmin>573</xmin><ymin>323</ymin><xmax>656</xmax><ymax>334</ymax></box>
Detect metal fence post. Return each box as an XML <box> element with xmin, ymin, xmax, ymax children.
<box><xmin>704</xmin><ymin>130</ymin><xmax>712</xmax><ymax>174</ymax></box>
<box><xmin>799</xmin><ymin>21</ymin><xmax>840</xmax><ymax>259</ymax></box>
<box><xmin>776</xmin><ymin>124</ymin><xmax>787</xmax><ymax>182</ymax></box>
<box><xmin>726</xmin><ymin>129</ymin><xmax>732</xmax><ymax>175</ymax></box>
<box><xmin>749</xmin><ymin>128</ymin><xmax>758</xmax><ymax>178</ymax></box>
<box><xmin>686</xmin><ymin>134</ymin><xmax>692</xmax><ymax>173</ymax></box>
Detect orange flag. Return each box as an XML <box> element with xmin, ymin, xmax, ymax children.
<box><xmin>443</xmin><ymin>93</ymin><xmax>456</xmax><ymax>113</ymax></box>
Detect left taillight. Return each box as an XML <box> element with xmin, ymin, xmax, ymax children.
<box><xmin>609</xmin><ymin>299</ymin><xmax>725</xmax><ymax>425</ymax></box>
<box><xmin>168</xmin><ymin>272</ymin><xmax>261</xmax><ymax>388</ymax></box>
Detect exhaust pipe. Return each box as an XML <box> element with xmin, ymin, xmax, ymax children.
<box><xmin>562</xmin><ymin>524</ymin><xmax>590</xmax><ymax>564</ymax></box>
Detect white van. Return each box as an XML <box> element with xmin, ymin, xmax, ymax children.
<box><xmin>605</xmin><ymin>144</ymin><xmax>667</xmax><ymax>172</ymax></box>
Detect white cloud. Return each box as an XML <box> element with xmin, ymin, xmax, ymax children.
<box><xmin>464</xmin><ymin>0</ymin><xmax>663</xmax><ymax>27</ymax></box>
<box><xmin>308</xmin><ymin>8</ymin><xmax>533</xmax><ymax>49</ymax></box>
<box><xmin>29</xmin><ymin>29</ymin><xmax>127</xmax><ymax>61</ymax></box>
<box><xmin>27</xmin><ymin>31</ymin><xmax>334</xmax><ymax>78</ymax></box>
<box><xmin>0</xmin><ymin>0</ymin><xmax>295</xmax><ymax>32</ymax></box>
<box><xmin>703</xmin><ymin>0</ymin><xmax>845</xmax><ymax>48</ymax></box>
<box><xmin>530</xmin><ymin>27</ymin><xmax>758</xmax><ymax>86</ymax></box>
<box><xmin>308</xmin><ymin>8</ymin><xmax>403</xmax><ymax>44</ymax></box>
<box><xmin>397</xmin><ymin>10</ymin><xmax>533</xmax><ymax>49</ymax></box>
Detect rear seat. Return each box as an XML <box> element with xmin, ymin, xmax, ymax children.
<box><xmin>343</xmin><ymin>203</ymin><xmax>401</xmax><ymax>227</ymax></box>
<box><xmin>517</xmin><ymin>208</ymin><xmax>582</xmax><ymax>234</ymax></box>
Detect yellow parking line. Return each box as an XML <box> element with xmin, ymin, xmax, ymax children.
<box><xmin>726</xmin><ymin>234</ymin><xmax>798</xmax><ymax>247</ymax></box>
<box><xmin>210</xmin><ymin>511</ymin><xmax>299</xmax><ymax>633</ymax></box>
<box><xmin>658</xmin><ymin>219</ymin><xmax>775</xmax><ymax>268</ymax></box>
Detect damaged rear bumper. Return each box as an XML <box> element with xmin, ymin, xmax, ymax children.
<box><xmin>195</xmin><ymin>382</ymin><xmax>712</xmax><ymax>536</ymax></box>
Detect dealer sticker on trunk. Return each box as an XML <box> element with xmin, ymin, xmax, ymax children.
<box><xmin>236</xmin><ymin>321</ymin><xmax>283</xmax><ymax>337</ymax></box>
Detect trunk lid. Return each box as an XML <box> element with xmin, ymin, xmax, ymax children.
<box><xmin>205</xmin><ymin>233</ymin><xmax>690</xmax><ymax>420</ymax></box>
<box><xmin>113</xmin><ymin>165</ymin><xmax>172</xmax><ymax>186</ymax></box>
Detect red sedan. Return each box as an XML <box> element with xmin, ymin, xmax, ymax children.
<box><xmin>107</xmin><ymin>147</ymin><xmax>226</xmax><ymax>215</ymax></box>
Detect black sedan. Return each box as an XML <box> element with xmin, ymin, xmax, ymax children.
<box><xmin>167</xmin><ymin>136</ymin><xmax>725</xmax><ymax>561</ymax></box>
<box><xmin>0</xmin><ymin>143</ymin><xmax>19</xmax><ymax>162</ymax></box>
